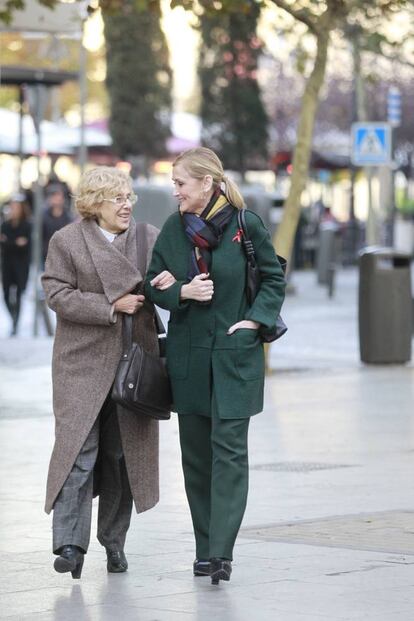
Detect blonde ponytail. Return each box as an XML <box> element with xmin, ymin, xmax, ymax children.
<box><xmin>222</xmin><ymin>174</ymin><xmax>244</xmax><ymax>210</ymax></box>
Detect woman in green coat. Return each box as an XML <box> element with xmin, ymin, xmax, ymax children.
<box><xmin>146</xmin><ymin>147</ymin><xmax>286</xmax><ymax>585</ymax></box>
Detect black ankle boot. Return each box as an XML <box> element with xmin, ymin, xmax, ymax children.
<box><xmin>106</xmin><ymin>549</ymin><xmax>128</xmax><ymax>573</ymax></box>
<box><xmin>210</xmin><ymin>558</ymin><xmax>232</xmax><ymax>585</ymax></box>
<box><xmin>54</xmin><ymin>545</ymin><xmax>84</xmax><ymax>579</ymax></box>
<box><xmin>193</xmin><ymin>559</ymin><xmax>211</xmax><ymax>576</ymax></box>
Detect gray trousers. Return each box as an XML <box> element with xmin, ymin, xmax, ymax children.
<box><xmin>52</xmin><ymin>396</ymin><xmax>133</xmax><ymax>554</ymax></box>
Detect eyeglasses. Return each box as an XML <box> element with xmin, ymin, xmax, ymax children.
<box><xmin>104</xmin><ymin>193</ymin><xmax>137</xmax><ymax>206</ymax></box>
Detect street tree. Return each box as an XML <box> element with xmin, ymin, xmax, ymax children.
<box><xmin>3</xmin><ymin>1</ymin><xmax>411</xmax><ymax>253</ymax></box>
<box><xmin>102</xmin><ymin>0</ymin><xmax>172</xmax><ymax>168</ymax></box>
<box><xmin>198</xmin><ymin>1</ymin><xmax>268</xmax><ymax>177</ymax></box>
<box><xmin>168</xmin><ymin>0</ymin><xmax>409</xmax><ymax>259</ymax></box>
<box><xmin>0</xmin><ymin>1</ymin><xmax>172</xmax><ymax>170</ymax></box>
<box><xmin>264</xmin><ymin>0</ymin><xmax>409</xmax><ymax>259</ymax></box>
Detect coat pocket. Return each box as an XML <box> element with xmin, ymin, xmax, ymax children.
<box><xmin>234</xmin><ymin>328</ymin><xmax>264</xmax><ymax>381</ymax></box>
<box><xmin>166</xmin><ymin>323</ymin><xmax>190</xmax><ymax>380</ymax></box>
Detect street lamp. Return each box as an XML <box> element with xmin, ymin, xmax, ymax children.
<box><xmin>0</xmin><ymin>67</ymin><xmax>78</xmax><ymax>335</ymax></box>
<box><xmin>0</xmin><ymin>1</ymin><xmax>90</xmax><ymax>335</ymax></box>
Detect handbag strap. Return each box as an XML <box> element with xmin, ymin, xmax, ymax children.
<box><xmin>121</xmin><ymin>223</ymin><xmax>165</xmax><ymax>354</ymax></box>
<box><xmin>238</xmin><ymin>208</ymin><xmax>257</xmax><ymax>267</ymax></box>
<box><xmin>238</xmin><ymin>209</ymin><xmax>287</xmax><ymax>275</ymax></box>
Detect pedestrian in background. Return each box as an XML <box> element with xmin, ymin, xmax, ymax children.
<box><xmin>42</xmin><ymin>184</ymin><xmax>72</xmax><ymax>266</ymax></box>
<box><xmin>0</xmin><ymin>194</ymin><xmax>32</xmax><ymax>336</ymax></box>
<box><xmin>146</xmin><ymin>147</ymin><xmax>286</xmax><ymax>585</ymax></box>
<box><xmin>42</xmin><ymin>167</ymin><xmax>162</xmax><ymax>579</ymax></box>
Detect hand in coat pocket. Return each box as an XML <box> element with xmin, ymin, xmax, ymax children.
<box><xmin>227</xmin><ymin>319</ymin><xmax>260</xmax><ymax>335</ymax></box>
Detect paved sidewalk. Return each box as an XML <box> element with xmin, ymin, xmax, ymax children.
<box><xmin>1</xmin><ymin>268</ymin><xmax>414</xmax><ymax>621</ymax></box>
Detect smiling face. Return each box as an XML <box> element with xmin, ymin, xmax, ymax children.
<box><xmin>96</xmin><ymin>190</ymin><xmax>134</xmax><ymax>234</ymax></box>
<box><xmin>172</xmin><ymin>162</ymin><xmax>213</xmax><ymax>215</ymax></box>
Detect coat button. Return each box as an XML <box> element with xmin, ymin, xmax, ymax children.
<box><xmin>208</xmin><ymin>329</ymin><xmax>214</xmax><ymax>337</ymax></box>
<box><xmin>128</xmin><ymin>383</ymin><xmax>134</xmax><ymax>389</ymax></box>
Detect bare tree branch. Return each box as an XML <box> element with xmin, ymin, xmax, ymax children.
<box><xmin>376</xmin><ymin>50</ymin><xmax>414</xmax><ymax>70</ymax></box>
<box><xmin>269</xmin><ymin>0</ymin><xmax>320</xmax><ymax>36</ymax></box>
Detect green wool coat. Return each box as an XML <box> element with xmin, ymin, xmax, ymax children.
<box><xmin>145</xmin><ymin>209</ymin><xmax>286</xmax><ymax>419</ymax></box>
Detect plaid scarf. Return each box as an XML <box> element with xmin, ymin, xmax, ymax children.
<box><xmin>182</xmin><ymin>189</ymin><xmax>236</xmax><ymax>280</ymax></box>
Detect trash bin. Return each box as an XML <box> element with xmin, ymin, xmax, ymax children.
<box><xmin>359</xmin><ymin>247</ymin><xmax>412</xmax><ymax>363</ymax></box>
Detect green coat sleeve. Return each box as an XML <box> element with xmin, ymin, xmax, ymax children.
<box><xmin>243</xmin><ymin>211</ymin><xmax>286</xmax><ymax>332</ymax></box>
<box><xmin>144</xmin><ymin>222</ymin><xmax>189</xmax><ymax>312</ymax></box>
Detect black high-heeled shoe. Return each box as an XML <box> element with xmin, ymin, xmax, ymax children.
<box><xmin>193</xmin><ymin>559</ymin><xmax>211</xmax><ymax>576</ymax></box>
<box><xmin>54</xmin><ymin>545</ymin><xmax>84</xmax><ymax>579</ymax></box>
<box><xmin>210</xmin><ymin>558</ymin><xmax>232</xmax><ymax>585</ymax></box>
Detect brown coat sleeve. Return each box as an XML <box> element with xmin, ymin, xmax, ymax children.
<box><xmin>42</xmin><ymin>231</ymin><xmax>113</xmax><ymax>326</ymax></box>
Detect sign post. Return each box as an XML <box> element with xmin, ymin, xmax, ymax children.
<box><xmin>387</xmin><ymin>87</ymin><xmax>401</xmax><ymax>245</ymax></box>
<box><xmin>351</xmin><ymin>123</ymin><xmax>392</xmax><ymax>245</ymax></box>
<box><xmin>351</xmin><ymin>123</ymin><xmax>392</xmax><ymax>167</ymax></box>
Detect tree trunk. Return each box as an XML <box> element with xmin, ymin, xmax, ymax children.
<box><xmin>273</xmin><ymin>29</ymin><xmax>330</xmax><ymax>260</ymax></box>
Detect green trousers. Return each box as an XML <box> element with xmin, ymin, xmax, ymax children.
<box><xmin>178</xmin><ymin>403</ymin><xmax>250</xmax><ymax>561</ymax></box>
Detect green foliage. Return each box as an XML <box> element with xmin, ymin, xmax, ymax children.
<box><xmin>198</xmin><ymin>1</ymin><xmax>269</xmax><ymax>173</ymax></box>
<box><xmin>396</xmin><ymin>188</ymin><xmax>414</xmax><ymax>217</ymax></box>
<box><xmin>100</xmin><ymin>0</ymin><xmax>160</xmax><ymax>14</ymax></box>
<box><xmin>102</xmin><ymin>0</ymin><xmax>172</xmax><ymax>161</ymax></box>
<box><xmin>0</xmin><ymin>0</ymin><xmax>56</xmax><ymax>23</ymax></box>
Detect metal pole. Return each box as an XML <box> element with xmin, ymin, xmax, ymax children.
<box><xmin>18</xmin><ymin>86</ymin><xmax>24</xmax><ymax>188</ymax></box>
<box><xmin>32</xmin><ymin>84</ymin><xmax>44</xmax><ymax>337</ymax></box>
<box><xmin>79</xmin><ymin>25</ymin><xmax>88</xmax><ymax>172</ymax></box>
<box><xmin>366</xmin><ymin>168</ymin><xmax>375</xmax><ymax>245</ymax></box>
<box><xmin>389</xmin><ymin>127</ymin><xmax>396</xmax><ymax>247</ymax></box>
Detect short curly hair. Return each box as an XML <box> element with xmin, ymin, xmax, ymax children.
<box><xmin>75</xmin><ymin>166</ymin><xmax>133</xmax><ymax>219</ymax></box>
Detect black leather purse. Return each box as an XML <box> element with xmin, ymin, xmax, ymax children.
<box><xmin>111</xmin><ymin>222</ymin><xmax>172</xmax><ymax>420</ymax></box>
<box><xmin>112</xmin><ymin>309</ymin><xmax>172</xmax><ymax>420</ymax></box>
<box><xmin>237</xmin><ymin>208</ymin><xmax>288</xmax><ymax>342</ymax></box>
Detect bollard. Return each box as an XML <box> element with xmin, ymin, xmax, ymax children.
<box><xmin>327</xmin><ymin>263</ymin><xmax>335</xmax><ymax>298</ymax></box>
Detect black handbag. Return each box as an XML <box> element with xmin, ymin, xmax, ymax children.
<box><xmin>111</xmin><ymin>222</ymin><xmax>172</xmax><ymax>420</ymax></box>
<box><xmin>111</xmin><ymin>309</ymin><xmax>172</xmax><ymax>420</ymax></box>
<box><xmin>237</xmin><ymin>208</ymin><xmax>288</xmax><ymax>342</ymax></box>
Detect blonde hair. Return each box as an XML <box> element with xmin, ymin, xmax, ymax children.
<box><xmin>75</xmin><ymin>166</ymin><xmax>133</xmax><ymax>219</ymax></box>
<box><xmin>173</xmin><ymin>147</ymin><xmax>244</xmax><ymax>210</ymax></box>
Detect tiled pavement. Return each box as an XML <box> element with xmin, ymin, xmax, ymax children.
<box><xmin>1</xmin><ymin>268</ymin><xmax>414</xmax><ymax>620</ymax></box>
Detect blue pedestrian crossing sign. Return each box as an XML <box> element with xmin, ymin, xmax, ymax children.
<box><xmin>351</xmin><ymin>123</ymin><xmax>392</xmax><ymax>166</ymax></box>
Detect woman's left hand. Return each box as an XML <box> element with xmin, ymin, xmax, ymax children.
<box><xmin>227</xmin><ymin>320</ymin><xmax>260</xmax><ymax>335</ymax></box>
<box><xmin>150</xmin><ymin>270</ymin><xmax>177</xmax><ymax>290</ymax></box>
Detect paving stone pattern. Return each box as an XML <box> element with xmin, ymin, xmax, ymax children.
<box><xmin>241</xmin><ymin>510</ymin><xmax>414</xmax><ymax>555</ymax></box>
<box><xmin>1</xmin><ymin>268</ymin><xmax>414</xmax><ymax>621</ymax></box>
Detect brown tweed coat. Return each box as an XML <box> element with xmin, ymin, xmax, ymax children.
<box><xmin>42</xmin><ymin>217</ymin><xmax>160</xmax><ymax>515</ymax></box>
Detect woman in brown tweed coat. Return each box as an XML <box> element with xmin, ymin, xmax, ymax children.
<box><xmin>42</xmin><ymin>167</ymin><xmax>168</xmax><ymax>579</ymax></box>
